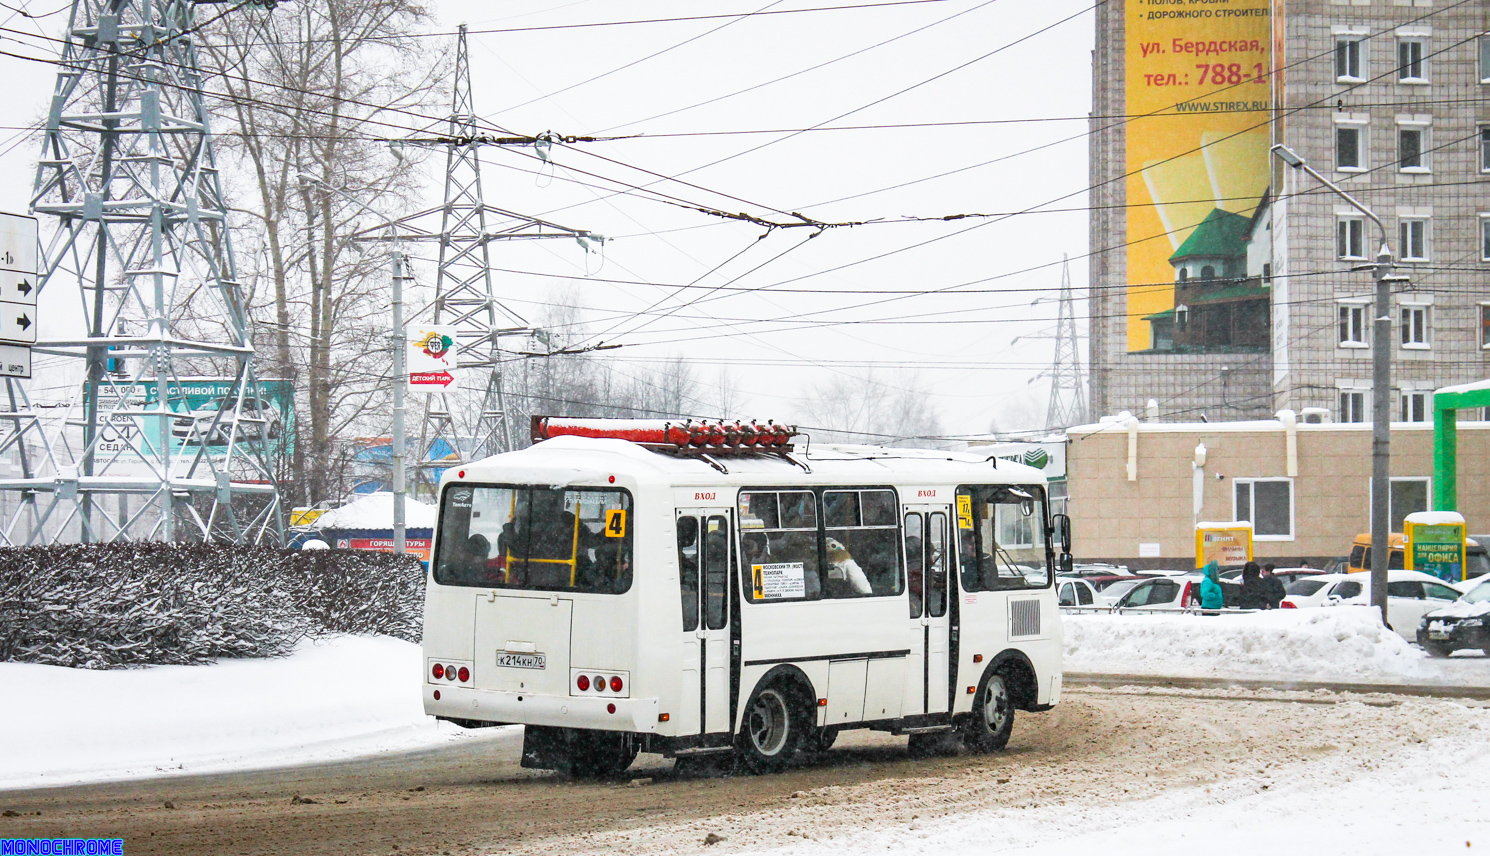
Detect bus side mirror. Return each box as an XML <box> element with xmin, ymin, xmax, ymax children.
<box><xmin>1052</xmin><ymin>513</ymin><xmax>1072</xmax><ymax>554</ymax></box>
<box><xmin>1060</xmin><ymin>554</ymin><xmax>1073</xmax><ymax>575</ymax></box>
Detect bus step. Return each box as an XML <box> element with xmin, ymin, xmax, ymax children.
<box><xmin>673</xmin><ymin>746</ymin><xmax>735</xmax><ymax>757</ymax></box>
<box><xmin>898</xmin><ymin>725</ymin><xmax>955</xmax><ymax>735</ymax></box>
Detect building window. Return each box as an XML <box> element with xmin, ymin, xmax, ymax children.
<box><xmin>1338</xmin><ymin>302</ymin><xmax>1369</xmax><ymax>347</ymax></box>
<box><xmin>1338</xmin><ymin>217</ymin><xmax>1365</xmax><ymax>259</ymax></box>
<box><xmin>1336</xmin><ymin>125</ymin><xmax>1363</xmax><ymax>170</ymax></box>
<box><xmin>1399</xmin><ymin>304</ymin><xmax>1428</xmax><ymax>349</ymax></box>
<box><xmin>1400</xmin><ymin>391</ymin><xmax>1428</xmax><ymax>423</ymax></box>
<box><xmin>1336</xmin><ymin>37</ymin><xmax>1363</xmax><ymax>80</ymax></box>
<box><xmin>1481</xmin><ymin>127</ymin><xmax>1490</xmax><ymax>173</ymax></box>
<box><xmin>1481</xmin><ymin>303</ymin><xmax>1490</xmax><ymax>349</ymax></box>
<box><xmin>1384</xmin><ymin>478</ymin><xmax>1430</xmax><ymax>531</ymax></box>
<box><xmin>1399</xmin><ymin>218</ymin><xmax>1428</xmax><ymax>260</ymax></box>
<box><xmin>1234</xmin><ymin>479</ymin><xmax>1293</xmax><ymax>540</ymax></box>
<box><xmin>1480</xmin><ymin>34</ymin><xmax>1490</xmax><ymax>83</ymax></box>
<box><xmin>1398</xmin><ymin>126</ymin><xmax>1426</xmax><ymax>171</ymax></box>
<box><xmin>1340</xmin><ymin>389</ymin><xmax>1368</xmax><ymax>423</ymax></box>
<box><xmin>1482</xmin><ymin>216</ymin><xmax>1490</xmax><ymax>261</ymax></box>
<box><xmin>1397</xmin><ymin>39</ymin><xmax>1426</xmax><ymax>82</ymax></box>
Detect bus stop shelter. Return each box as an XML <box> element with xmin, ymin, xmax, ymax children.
<box><xmin>1434</xmin><ymin>379</ymin><xmax>1490</xmax><ymax>512</ymax></box>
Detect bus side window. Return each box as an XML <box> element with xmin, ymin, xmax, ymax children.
<box><xmin>905</xmin><ymin>512</ymin><xmax>924</xmax><ymax>618</ymax></box>
<box><xmin>677</xmin><ymin>516</ymin><xmax>699</xmax><ymax>632</ymax></box>
<box><xmin>703</xmin><ymin>515</ymin><xmax>730</xmax><ymax>630</ymax></box>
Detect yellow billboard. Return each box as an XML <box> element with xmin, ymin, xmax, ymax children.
<box><xmin>1125</xmin><ymin>0</ymin><xmax>1273</xmax><ymax>353</ymax></box>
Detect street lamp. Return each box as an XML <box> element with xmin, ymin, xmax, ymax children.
<box><xmin>1270</xmin><ymin>144</ymin><xmax>1407</xmax><ymax>626</ymax></box>
<box><xmin>296</xmin><ymin>174</ymin><xmax>409</xmax><ymax>556</ymax></box>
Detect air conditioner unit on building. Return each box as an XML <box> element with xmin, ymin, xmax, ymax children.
<box><xmin>1300</xmin><ymin>407</ymin><xmax>1332</xmax><ymax>424</ymax></box>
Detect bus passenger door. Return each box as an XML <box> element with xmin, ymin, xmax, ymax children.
<box><xmin>676</xmin><ymin>510</ymin><xmax>734</xmax><ymax>736</ymax></box>
<box><xmin>903</xmin><ymin>506</ymin><xmax>952</xmax><ymax>716</ymax></box>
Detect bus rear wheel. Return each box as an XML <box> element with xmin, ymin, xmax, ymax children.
<box><xmin>568</xmin><ymin>730</ymin><xmax>639</xmax><ymax>780</ymax></box>
<box><xmin>737</xmin><ymin>681</ymin><xmax>807</xmax><ymax>774</ymax></box>
<box><xmin>962</xmin><ymin>673</ymin><xmax>1014</xmax><ymax>753</ymax></box>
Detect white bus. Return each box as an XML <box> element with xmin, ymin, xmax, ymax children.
<box><xmin>421</xmin><ymin>418</ymin><xmax>1069</xmax><ymax>777</ymax></box>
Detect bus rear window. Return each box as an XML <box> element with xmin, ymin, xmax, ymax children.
<box><xmin>434</xmin><ymin>485</ymin><xmax>633</xmax><ymax>593</ymax></box>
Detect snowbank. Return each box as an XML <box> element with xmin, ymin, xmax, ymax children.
<box><xmin>0</xmin><ymin>635</ymin><xmax>478</xmax><ymax>790</ymax></box>
<box><xmin>1064</xmin><ymin>607</ymin><xmax>1437</xmax><ymax>682</ymax></box>
<box><xmin>314</xmin><ymin>491</ymin><xmax>437</xmax><ymax>530</ymax></box>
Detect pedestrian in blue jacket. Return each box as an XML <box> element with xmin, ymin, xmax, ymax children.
<box><xmin>1200</xmin><ymin>560</ymin><xmax>1225</xmax><ymax>610</ymax></box>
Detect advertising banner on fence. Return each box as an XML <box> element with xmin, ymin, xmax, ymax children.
<box><xmin>407</xmin><ymin>325</ymin><xmax>459</xmax><ymax>392</ymax></box>
<box><xmin>1125</xmin><ymin>0</ymin><xmax>1273</xmax><ymax>354</ymax></box>
<box><xmin>82</xmin><ymin>377</ymin><xmax>293</xmax><ymax>461</ymax></box>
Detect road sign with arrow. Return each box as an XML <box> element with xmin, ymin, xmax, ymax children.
<box><xmin>0</xmin><ymin>211</ymin><xmax>37</xmax><ymax>376</ymax></box>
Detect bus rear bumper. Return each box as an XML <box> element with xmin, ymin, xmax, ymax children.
<box><xmin>424</xmin><ymin>685</ymin><xmax>660</xmax><ymax>733</ymax></box>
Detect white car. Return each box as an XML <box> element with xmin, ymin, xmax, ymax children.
<box><xmin>1281</xmin><ymin>570</ymin><xmax>1460</xmax><ymax>640</ymax></box>
<box><xmin>1057</xmin><ymin>577</ymin><xmax>1104</xmax><ymax>612</ymax></box>
<box><xmin>1112</xmin><ymin>575</ymin><xmax>1203</xmax><ymax>612</ymax></box>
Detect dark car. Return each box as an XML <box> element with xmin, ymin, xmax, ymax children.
<box><xmin>1418</xmin><ymin>576</ymin><xmax>1490</xmax><ymax>658</ymax></box>
<box><xmin>1219</xmin><ymin>567</ymin><xmax>1326</xmax><ymax>587</ymax></box>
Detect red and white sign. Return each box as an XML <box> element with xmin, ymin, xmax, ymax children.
<box><xmin>406</xmin><ymin>325</ymin><xmax>458</xmax><ymax>393</ymax></box>
<box><xmin>342</xmin><ymin>536</ymin><xmax>432</xmax><ymax>562</ymax></box>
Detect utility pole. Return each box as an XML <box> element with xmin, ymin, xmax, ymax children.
<box><xmin>0</xmin><ymin>0</ymin><xmax>283</xmax><ymax>545</ymax></box>
<box><xmin>392</xmin><ymin>251</ymin><xmax>407</xmax><ymax>554</ymax></box>
<box><xmin>1272</xmin><ymin>144</ymin><xmax>1406</xmax><ymax>626</ymax></box>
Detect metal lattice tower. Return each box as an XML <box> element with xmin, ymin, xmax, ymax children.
<box><xmin>1045</xmin><ymin>254</ymin><xmax>1088</xmax><ymax>430</ymax></box>
<box><xmin>0</xmin><ymin>0</ymin><xmax>282</xmax><ymax>544</ymax></box>
<box><xmin>378</xmin><ymin>24</ymin><xmax>597</xmax><ymax>495</ymax></box>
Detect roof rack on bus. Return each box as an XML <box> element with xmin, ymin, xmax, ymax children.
<box><xmin>530</xmin><ymin>416</ymin><xmax>811</xmax><ymax>474</ymax></box>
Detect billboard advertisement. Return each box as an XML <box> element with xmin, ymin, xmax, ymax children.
<box><xmin>1125</xmin><ymin>0</ymin><xmax>1273</xmax><ymax>353</ymax></box>
<box><xmin>83</xmin><ymin>377</ymin><xmax>294</xmax><ymax>461</ymax></box>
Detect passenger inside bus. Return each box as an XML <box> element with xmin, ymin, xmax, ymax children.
<box><xmin>498</xmin><ymin>489</ymin><xmax>592</xmax><ymax>587</ymax></box>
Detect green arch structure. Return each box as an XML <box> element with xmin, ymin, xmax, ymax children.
<box><xmin>1433</xmin><ymin>379</ymin><xmax>1490</xmax><ymax>512</ymax></box>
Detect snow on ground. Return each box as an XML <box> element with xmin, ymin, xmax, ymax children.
<box><xmin>1065</xmin><ymin>606</ymin><xmax>1490</xmax><ymax>684</ymax></box>
<box><xmin>0</xmin><ymin>635</ymin><xmax>490</xmax><ymax>790</ymax></box>
<box><xmin>744</xmin><ymin>706</ymin><xmax>1490</xmax><ymax>856</ymax></box>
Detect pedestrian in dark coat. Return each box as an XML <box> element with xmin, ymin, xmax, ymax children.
<box><xmin>1260</xmin><ymin>563</ymin><xmax>1287</xmax><ymax>609</ymax></box>
<box><xmin>1238</xmin><ymin>561</ymin><xmax>1267</xmax><ymax>610</ymax></box>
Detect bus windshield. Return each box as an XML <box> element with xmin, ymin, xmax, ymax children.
<box><xmin>434</xmin><ymin>485</ymin><xmax>633</xmax><ymax>593</ymax></box>
<box><xmin>957</xmin><ymin>484</ymin><xmax>1051</xmax><ymax>591</ymax></box>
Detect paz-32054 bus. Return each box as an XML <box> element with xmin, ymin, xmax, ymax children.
<box><xmin>422</xmin><ymin>418</ymin><xmax>1069</xmax><ymax>777</ymax></box>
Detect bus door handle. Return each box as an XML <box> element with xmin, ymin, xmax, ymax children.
<box><xmin>919</xmin><ymin>615</ymin><xmax>930</xmax><ymax>628</ymax></box>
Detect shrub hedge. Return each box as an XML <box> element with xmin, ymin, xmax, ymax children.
<box><xmin>0</xmin><ymin>543</ymin><xmax>426</xmax><ymax>669</ymax></box>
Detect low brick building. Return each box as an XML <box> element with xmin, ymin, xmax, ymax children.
<box><xmin>1066</xmin><ymin>414</ymin><xmax>1490</xmax><ymax>569</ymax></box>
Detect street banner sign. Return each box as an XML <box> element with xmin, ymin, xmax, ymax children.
<box><xmin>1195</xmin><ymin>521</ymin><xmax>1253</xmax><ymax>568</ymax></box>
<box><xmin>407</xmin><ymin>324</ymin><xmax>459</xmax><ymax>392</ymax></box>
<box><xmin>1404</xmin><ymin>511</ymin><xmax>1467</xmax><ymax>583</ymax></box>
<box><xmin>0</xmin><ymin>211</ymin><xmax>38</xmax><ymax>371</ymax></box>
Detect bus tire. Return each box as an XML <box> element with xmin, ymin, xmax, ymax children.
<box><xmin>736</xmin><ymin>680</ymin><xmax>809</xmax><ymax>774</ymax></box>
<box><xmin>568</xmin><ymin>730</ymin><xmax>639</xmax><ymax>780</ymax></box>
<box><xmin>962</xmin><ymin>672</ymin><xmax>1014</xmax><ymax>753</ymax></box>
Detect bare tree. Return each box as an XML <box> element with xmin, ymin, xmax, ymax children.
<box><xmin>797</xmin><ymin>370</ymin><xmax>950</xmax><ymax>449</ymax></box>
<box><xmin>200</xmin><ymin>2</ymin><xmax>448</xmax><ymax>505</ymax></box>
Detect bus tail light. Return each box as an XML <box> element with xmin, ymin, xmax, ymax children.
<box><xmin>432</xmin><ymin>663</ymin><xmax>444</xmax><ymax>680</ymax></box>
<box><xmin>1281</xmin><ymin>601</ymin><xmax>1297</xmax><ymax>609</ymax></box>
<box><xmin>457</xmin><ymin>666</ymin><xmax>470</xmax><ymax>682</ymax></box>
<box><xmin>610</xmin><ymin>676</ymin><xmax>623</xmax><ymax>692</ymax></box>
<box><xmin>593</xmin><ymin>675</ymin><xmax>605</xmax><ymax>692</ymax></box>
<box><xmin>433</xmin><ymin>690</ymin><xmax>440</xmax><ymax>701</ymax></box>
<box><xmin>576</xmin><ymin>674</ymin><xmax>591</xmax><ymax>691</ymax></box>
<box><xmin>607</xmin><ymin>703</ymin><xmax>616</xmax><ymax>714</ymax></box>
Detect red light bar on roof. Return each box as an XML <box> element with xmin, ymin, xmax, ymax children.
<box><xmin>530</xmin><ymin>416</ymin><xmax>799</xmax><ymax>451</ymax></box>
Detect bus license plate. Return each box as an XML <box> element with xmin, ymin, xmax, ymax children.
<box><xmin>497</xmin><ymin>651</ymin><xmax>546</xmax><ymax>670</ymax></box>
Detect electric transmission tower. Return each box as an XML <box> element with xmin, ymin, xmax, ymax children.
<box><xmin>376</xmin><ymin>24</ymin><xmax>598</xmax><ymax>496</ymax></box>
<box><xmin>1044</xmin><ymin>254</ymin><xmax>1088</xmax><ymax>431</ymax></box>
<box><xmin>0</xmin><ymin>0</ymin><xmax>283</xmax><ymax>544</ymax></box>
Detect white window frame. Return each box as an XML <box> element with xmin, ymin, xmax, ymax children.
<box><xmin>1481</xmin><ymin>126</ymin><xmax>1490</xmax><ymax>174</ymax></box>
<box><xmin>1400</xmin><ymin>390</ymin><xmax>1429</xmax><ymax>423</ymax></box>
<box><xmin>1335</xmin><ymin>36</ymin><xmax>1364</xmax><ymax>81</ymax></box>
<box><xmin>1369</xmin><ymin>477</ymin><xmax>1432</xmax><ymax>532</ymax></box>
<box><xmin>1338</xmin><ymin>216</ymin><xmax>1366</xmax><ymax>259</ymax></box>
<box><xmin>1479</xmin><ymin>34</ymin><xmax>1490</xmax><ymax>84</ymax></box>
<box><xmin>1396</xmin><ymin>121</ymin><xmax>1429</xmax><ymax>172</ymax></box>
<box><xmin>1399</xmin><ymin>301</ymin><xmax>1429</xmax><ymax>349</ymax></box>
<box><xmin>1399</xmin><ymin>218</ymin><xmax>1429</xmax><ymax>261</ymax></box>
<box><xmin>1335</xmin><ymin>123</ymin><xmax>1365</xmax><ymax>171</ymax></box>
<box><xmin>1233</xmin><ymin>478</ymin><xmax>1295</xmax><ymax>541</ymax></box>
<box><xmin>1482</xmin><ymin>214</ymin><xmax>1490</xmax><ymax>262</ymax></box>
<box><xmin>1337</xmin><ymin>299</ymin><xmax>1370</xmax><ymax>348</ymax></box>
<box><xmin>1396</xmin><ymin>37</ymin><xmax>1427</xmax><ymax>83</ymax></box>
<box><xmin>1337</xmin><ymin>383</ymin><xmax>1370</xmax><ymax>423</ymax></box>
<box><xmin>1480</xmin><ymin>302</ymin><xmax>1490</xmax><ymax>350</ymax></box>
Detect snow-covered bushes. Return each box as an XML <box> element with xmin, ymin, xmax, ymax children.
<box><xmin>0</xmin><ymin>543</ymin><xmax>425</xmax><ymax>668</ymax></box>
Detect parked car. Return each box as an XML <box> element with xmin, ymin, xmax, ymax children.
<box><xmin>1057</xmin><ymin>577</ymin><xmax>1103</xmax><ymax>611</ymax></box>
<box><xmin>1282</xmin><ymin>570</ymin><xmax>1460</xmax><ymax>640</ymax></box>
<box><xmin>1417</xmin><ymin>576</ymin><xmax>1490</xmax><ymax>657</ymax></box>
<box><xmin>1069</xmin><ymin>562</ymin><xmax>1131</xmax><ymax>578</ymax></box>
<box><xmin>1346</xmin><ymin>533</ymin><xmax>1489</xmax><ymax>580</ymax></box>
<box><xmin>1080</xmin><ymin>574</ymin><xmax>1157</xmax><ymax>606</ymax></box>
<box><xmin>1112</xmin><ymin>575</ymin><xmax>1200</xmax><ymax>611</ymax></box>
<box><xmin>172</xmin><ymin>395</ymin><xmax>283</xmax><ymax>445</ymax></box>
<box><xmin>1219</xmin><ymin>567</ymin><xmax>1325</xmax><ymax>587</ymax></box>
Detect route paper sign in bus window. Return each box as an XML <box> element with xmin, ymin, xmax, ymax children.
<box><xmin>752</xmin><ymin>562</ymin><xmax>806</xmax><ymax>600</ymax></box>
<box><xmin>956</xmin><ymin>494</ymin><xmax>974</xmax><ymax>530</ymax></box>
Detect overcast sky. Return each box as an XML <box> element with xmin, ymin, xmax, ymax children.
<box><xmin>0</xmin><ymin>0</ymin><xmax>1097</xmax><ymax>438</ymax></box>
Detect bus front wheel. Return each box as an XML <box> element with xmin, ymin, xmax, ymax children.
<box><xmin>962</xmin><ymin>673</ymin><xmax>1014</xmax><ymax>753</ymax></box>
<box><xmin>737</xmin><ymin>681</ymin><xmax>808</xmax><ymax>773</ymax></box>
